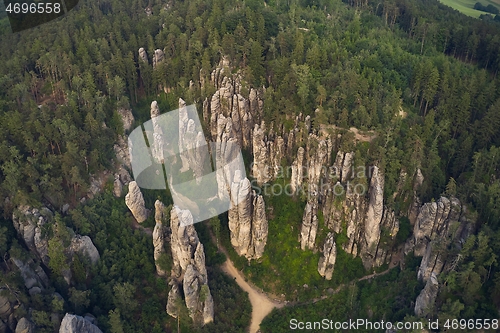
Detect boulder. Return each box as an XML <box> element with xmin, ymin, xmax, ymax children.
<box><xmin>15</xmin><ymin>318</ymin><xmax>34</xmax><ymax>333</ymax></box>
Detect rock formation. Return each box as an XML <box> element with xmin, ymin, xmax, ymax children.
<box><xmin>10</xmin><ymin>257</ymin><xmax>48</xmax><ymax>296</ymax></box>
<box><xmin>152</xmin><ymin>49</ymin><xmax>164</xmax><ymax>69</ymax></box>
<box><xmin>150</xmin><ymin>101</ymin><xmax>165</xmax><ymax>164</ymax></box>
<box><xmin>228</xmin><ymin>173</ymin><xmax>268</xmax><ymax>259</ymax></box>
<box><xmin>363</xmin><ymin>166</ymin><xmax>384</xmax><ymax>266</ymax></box>
<box><xmin>153</xmin><ymin>200</ymin><xmax>168</xmax><ymax>276</ymax></box>
<box><xmin>318</xmin><ymin>233</ymin><xmax>337</xmax><ymax>280</ymax></box>
<box><xmin>167</xmin><ymin>207</ymin><xmax>214</xmax><ymax>325</ymax></box>
<box><xmin>138</xmin><ymin>47</ymin><xmax>148</xmax><ymax>64</ymax></box>
<box><xmin>414</xmin><ymin>272</ymin><xmax>439</xmax><ymax>317</ymax></box>
<box><xmin>12</xmin><ymin>206</ymin><xmax>51</xmax><ymax>265</ymax></box>
<box><xmin>166</xmin><ymin>283</ymin><xmax>181</xmax><ymax>318</ymax></box>
<box><xmin>117</xmin><ymin>107</ymin><xmax>134</xmax><ymax>133</ymax></box>
<box><xmin>290</xmin><ymin>147</ymin><xmax>305</xmax><ymax>194</ymax></box>
<box><xmin>406</xmin><ymin>196</ymin><xmax>471</xmax><ymax>282</ymax></box>
<box><xmin>300</xmin><ymin>198</ymin><xmax>319</xmax><ymax>250</ymax></box>
<box><xmin>204</xmin><ymin>58</ymin><xmax>263</xmax><ymax>151</ymax></box>
<box><xmin>68</xmin><ymin>236</ymin><xmax>100</xmax><ymax>264</ymax></box>
<box><xmin>15</xmin><ymin>318</ymin><xmax>35</xmax><ymax>333</ymax></box>
<box><xmin>59</xmin><ymin>314</ymin><xmax>102</xmax><ymax>333</ymax></box>
<box><xmin>125</xmin><ymin>181</ymin><xmax>148</xmax><ymax>223</ymax></box>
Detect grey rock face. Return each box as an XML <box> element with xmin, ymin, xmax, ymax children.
<box><xmin>318</xmin><ymin>233</ymin><xmax>337</xmax><ymax>280</ymax></box>
<box><xmin>363</xmin><ymin>166</ymin><xmax>384</xmax><ymax>265</ymax></box>
<box><xmin>11</xmin><ymin>258</ymin><xmax>48</xmax><ymax>293</ymax></box>
<box><xmin>333</xmin><ymin>151</ymin><xmax>354</xmax><ymax>183</ymax></box>
<box><xmin>69</xmin><ymin>235</ymin><xmax>100</xmax><ymax>264</ymax></box>
<box><xmin>153</xmin><ymin>49</ymin><xmax>164</xmax><ymax>69</ymax></box>
<box><xmin>228</xmin><ymin>175</ymin><xmax>268</xmax><ymax>259</ymax></box>
<box><xmin>113</xmin><ymin>174</ymin><xmax>123</xmax><ymax>198</ymax></box>
<box><xmin>207</xmin><ymin>59</ymin><xmax>262</xmax><ymax>151</ymax></box>
<box><xmin>15</xmin><ymin>318</ymin><xmax>34</xmax><ymax>333</ymax></box>
<box><xmin>12</xmin><ymin>206</ymin><xmax>51</xmax><ymax>265</ymax></box>
<box><xmin>300</xmin><ymin>198</ymin><xmax>319</xmax><ymax>250</ymax></box>
<box><xmin>168</xmin><ymin>207</ymin><xmax>214</xmax><ymax>325</ymax></box>
<box><xmin>166</xmin><ymin>283</ymin><xmax>181</xmax><ymax>318</ymax></box>
<box><xmin>252</xmin><ymin>195</ymin><xmax>268</xmax><ymax>259</ymax></box>
<box><xmin>291</xmin><ymin>147</ymin><xmax>305</xmax><ymax>194</ymax></box>
<box><xmin>252</xmin><ymin>123</ymin><xmax>270</xmax><ymax>185</ymax></box>
<box><xmin>125</xmin><ymin>181</ymin><xmax>148</xmax><ymax>223</ymax></box>
<box><xmin>117</xmin><ymin>108</ymin><xmax>134</xmax><ymax>133</ymax></box>
<box><xmin>138</xmin><ymin>47</ymin><xmax>148</xmax><ymax>64</ymax></box>
<box><xmin>0</xmin><ymin>292</ymin><xmax>12</xmax><ymax>319</ymax></box>
<box><xmin>59</xmin><ymin>314</ymin><xmax>102</xmax><ymax>333</ymax></box>
<box><xmin>414</xmin><ymin>273</ymin><xmax>439</xmax><ymax>317</ymax></box>
<box><xmin>114</xmin><ymin>135</ymin><xmax>131</xmax><ymax>170</ymax></box>
<box><xmin>153</xmin><ymin>200</ymin><xmax>168</xmax><ymax>276</ymax></box>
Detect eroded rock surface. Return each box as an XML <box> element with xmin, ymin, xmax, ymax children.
<box><xmin>153</xmin><ymin>200</ymin><xmax>168</xmax><ymax>276</ymax></box>
<box><xmin>59</xmin><ymin>314</ymin><xmax>102</xmax><ymax>333</ymax></box>
<box><xmin>318</xmin><ymin>233</ymin><xmax>337</xmax><ymax>280</ymax></box>
<box><xmin>228</xmin><ymin>174</ymin><xmax>268</xmax><ymax>259</ymax></box>
<box><xmin>414</xmin><ymin>272</ymin><xmax>439</xmax><ymax>317</ymax></box>
<box><xmin>125</xmin><ymin>181</ymin><xmax>148</xmax><ymax>223</ymax></box>
<box><xmin>167</xmin><ymin>207</ymin><xmax>214</xmax><ymax>325</ymax></box>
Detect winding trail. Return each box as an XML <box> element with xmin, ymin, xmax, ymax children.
<box><xmin>220</xmin><ymin>256</ymin><xmax>285</xmax><ymax>333</ymax></box>
<box><xmin>210</xmin><ymin>227</ymin><xmax>403</xmax><ymax>333</ymax></box>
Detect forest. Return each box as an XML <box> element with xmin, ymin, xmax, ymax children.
<box><xmin>0</xmin><ymin>0</ymin><xmax>500</xmax><ymax>332</ymax></box>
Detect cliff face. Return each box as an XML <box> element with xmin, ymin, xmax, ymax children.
<box><xmin>228</xmin><ymin>173</ymin><xmax>268</xmax><ymax>260</ymax></box>
<box><xmin>406</xmin><ymin>196</ymin><xmax>472</xmax><ymax>282</ymax></box>
<box><xmin>167</xmin><ymin>207</ymin><xmax>214</xmax><ymax>325</ymax></box>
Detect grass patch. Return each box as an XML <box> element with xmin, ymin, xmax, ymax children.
<box><xmin>439</xmin><ymin>0</ymin><xmax>500</xmax><ymax>17</ymax></box>
<box><xmin>221</xmin><ymin>178</ymin><xmax>367</xmax><ymax>302</ymax></box>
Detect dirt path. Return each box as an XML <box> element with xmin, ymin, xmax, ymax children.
<box><xmin>221</xmin><ymin>258</ymin><xmax>284</xmax><ymax>333</ymax></box>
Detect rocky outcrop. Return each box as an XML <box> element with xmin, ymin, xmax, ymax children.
<box><xmin>333</xmin><ymin>151</ymin><xmax>354</xmax><ymax>183</ymax></box>
<box><xmin>12</xmin><ymin>206</ymin><xmax>51</xmax><ymax>265</ymax></box>
<box><xmin>125</xmin><ymin>181</ymin><xmax>148</xmax><ymax>223</ymax></box>
<box><xmin>167</xmin><ymin>207</ymin><xmax>214</xmax><ymax>325</ymax></box>
<box><xmin>300</xmin><ymin>198</ymin><xmax>319</xmax><ymax>250</ymax></box>
<box><xmin>414</xmin><ymin>272</ymin><xmax>439</xmax><ymax>317</ymax></box>
<box><xmin>363</xmin><ymin>166</ymin><xmax>384</xmax><ymax>266</ymax></box>
<box><xmin>318</xmin><ymin>233</ymin><xmax>337</xmax><ymax>280</ymax></box>
<box><xmin>11</xmin><ymin>258</ymin><xmax>48</xmax><ymax>296</ymax></box>
<box><xmin>12</xmin><ymin>205</ymin><xmax>100</xmax><ymax>287</ymax></box>
<box><xmin>290</xmin><ymin>147</ymin><xmax>305</xmax><ymax>194</ymax></box>
<box><xmin>228</xmin><ymin>173</ymin><xmax>268</xmax><ymax>259</ymax></box>
<box><xmin>153</xmin><ymin>200</ymin><xmax>168</xmax><ymax>276</ymax></box>
<box><xmin>138</xmin><ymin>47</ymin><xmax>148</xmax><ymax>64</ymax></box>
<box><xmin>114</xmin><ymin>135</ymin><xmax>132</xmax><ymax>170</ymax></box>
<box><xmin>113</xmin><ymin>166</ymin><xmax>132</xmax><ymax>198</ymax></box>
<box><xmin>177</xmin><ymin>98</ymin><xmax>208</xmax><ymax>181</ymax></box>
<box><xmin>153</xmin><ymin>49</ymin><xmax>164</xmax><ymax>69</ymax></box>
<box><xmin>59</xmin><ymin>314</ymin><xmax>102</xmax><ymax>333</ymax></box>
<box><xmin>406</xmin><ymin>196</ymin><xmax>471</xmax><ymax>282</ymax></box>
<box><xmin>68</xmin><ymin>236</ymin><xmax>100</xmax><ymax>264</ymax></box>
<box><xmin>15</xmin><ymin>318</ymin><xmax>34</xmax><ymax>333</ymax></box>
<box><xmin>204</xmin><ymin>58</ymin><xmax>262</xmax><ymax>151</ymax></box>
<box><xmin>0</xmin><ymin>289</ymin><xmax>14</xmax><ymax>332</ymax></box>
<box><xmin>150</xmin><ymin>101</ymin><xmax>165</xmax><ymax>164</ymax></box>
<box><xmin>117</xmin><ymin>108</ymin><xmax>134</xmax><ymax>133</ymax></box>
<box><xmin>166</xmin><ymin>283</ymin><xmax>181</xmax><ymax>318</ymax></box>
